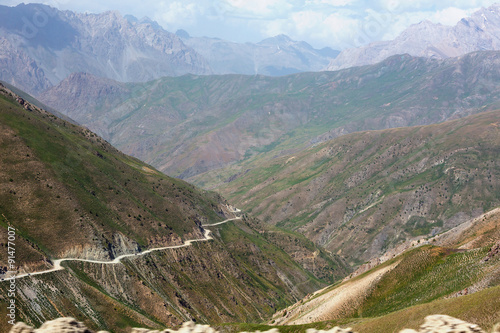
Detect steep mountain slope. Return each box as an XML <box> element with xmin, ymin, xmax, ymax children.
<box><xmin>327</xmin><ymin>4</ymin><xmax>500</xmax><ymax>70</ymax></box>
<box><xmin>0</xmin><ymin>36</ymin><xmax>52</xmax><ymax>95</ymax></box>
<box><xmin>0</xmin><ymin>86</ymin><xmax>223</xmax><ymax>266</ymax></box>
<box><xmin>213</xmin><ymin>110</ymin><xmax>500</xmax><ymax>265</ymax></box>
<box><xmin>0</xmin><ymin>84</ymin><xmax>348</xmax><ymax>332</ymax></box>
<box><xmin>178</xmin><ymin>32</ymin><xmax>339</xmax><ymax>76</ymax></box>
<box><xmin>270</xmin><ymin>208</ymin><xmax>500</xmax><ymax>330</ymax></box>
<box><xmin>0</xmin><ymin>3</ymin><xmax>211</xmax><ymax>95</ymax></box>
<box><xmin>40</xmin><ymin>51</ymin><xmax>500</xmax><ymax>182</ymax></box>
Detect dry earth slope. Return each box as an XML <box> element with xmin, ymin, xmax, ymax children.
<box><xmin>215</xmin><ymin>110</ymin><xmax>500</xmax><ymax>266</ymax></box>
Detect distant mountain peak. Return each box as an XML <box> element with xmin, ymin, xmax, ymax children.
<box><xmin>181</xmin><ymin>32</ymin><xmax>339</xmax><ymax>76</ymax></box>
<box><xmin>138</xmin><ymin>16</ymin><xmax>163</xmax><ymax>30</ymax></box>
<box><xmin>176</xmin><ymin>29</ymin><xmax>191</xmax><ymax>39</ymax></box>
<box><xmin>0</xmin><ymin>3</ymin><xmax>341</xmax><ymax>90</ymax></box>
<box><xmin>124</xmin><ymin>14</ymin><xmax>138</xmax><ymax>22</ymax></box>
<box><xmin>327</xmin><ymin>3</ymin><xmax>500</xmax><ymax>70</ymax></box>
<box><xmin>0</xmin><ymin>4</ymin><xmax>211</xmax><ymax>94</ymax></box>
<box><xmin>258</xmin><ymin>34</ymin><xmax>294</xmax><ymax>45</ymax></box>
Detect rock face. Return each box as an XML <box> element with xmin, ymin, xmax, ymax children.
<box><xmin>0</xmin><ymin>37</ymin><xmax>51</xmax><ymax>94</ymax></box>
<box><xmin>0</xmin><ymin>3</ymin><xmax>211</xmax><ymax>95</ymax></box>
<box><xmin>484</xmin><ymin>240</ymin><xmax>500</xmax><ymax>262</ymax></box>
<box><xmin>305</xmin><ymin>329</ymin><xmax>353</xmax><ymax>333</ymax></box>
<box><xmin>131</xmin><ymin>321</ymin><xmax>217</xmax><ymax>333</ymax></box>
<box><xmin>327</xmin><ymin>4</ymin><xmax>500</xmax><ymax>70</ymax></box>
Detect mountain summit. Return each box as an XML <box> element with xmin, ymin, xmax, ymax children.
<box><xmin>327</xmin><ymin>4</ymin><xmax>500</xmax><ymax>70</ymax></box>
<box><xmin>0</xmin><ymin>4</ymin><xmax>340</xmax><ymax>96</ymax></box>
<box><xmin>178</xmin><ymin>33</ymin><xmax>339</xmax><ymax>76</ymax></box>
<box><xmin>0</xmin><ymin>3</ymin><xmax>212</xmax><ymax>95</ymax></box>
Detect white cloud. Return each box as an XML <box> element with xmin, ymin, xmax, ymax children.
<box><xmin>378</xmin><ymin>0</ymin><xmax>498</xmax><ymax>13</ymax></box>
<box><xmin>225</xmin><ymin>0</ymin><xmax>293</xmax><ymax>17</ymax></box>
<box><xmin>4</xmin><ymin>0</ymin><xmax>500</xmax><ymax>49</ymax></box>
<box><xmin>156</xmin><ymin>1</ymin><xmax>198</xmax><ymax>27</ymax></box>
<box><xmin>431</xmin><ymin>7</ymin><xmax>477</xmax><ymax>26</ymax></box>
<box><xmin>306</xmin><ymin>0</ymin><xmax>355</xmax><ymax>6</ymax></box>
<box><xmin>263</xmin><ymin>9</ymin><xmax>360</xmax><ymax>48</ymax></box>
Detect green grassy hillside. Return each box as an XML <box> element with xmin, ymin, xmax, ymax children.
<box><xmin>0</xmin><ymin>84</ymin><xmax>348</xmax><ymax>332</ymax></box>
<box><xmin>0</xmin><ymin>84</ymin><xmax>223</xmax><ymax>264</ymax></box>
<box><xmin>213</xmin><ymin>110</ymin><xmax>500</xmax><ymax>264</ymax></box>
<box><xmin>40</xmin><ymin>51</ymin><xmax>500</xmax><ymax>182</ymax></box>
<box><xmin>220</xmin><ymin>286</ymin><xmax>500</xmax><ymax>333</ymax></box>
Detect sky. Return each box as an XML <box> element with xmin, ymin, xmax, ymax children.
<box><xmin>2</xmin><ymin>0</ymin><xmax>499</xmax><ymax>49</ymax></box>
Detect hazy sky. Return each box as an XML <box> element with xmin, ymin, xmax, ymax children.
<box><xmin>2</xmin><ymin>0</ymin><xmax>499</xmax><ymax>49</ymax></box>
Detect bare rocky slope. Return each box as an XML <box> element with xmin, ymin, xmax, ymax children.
<box><xmin>0</xmin><ymin>36</ymin><xmax>52</xmax><ymax>95</ymax></box>
<box><xmin>327</xmin><ymin>4</ymin><xmax>500</xmax><ymax>71</ymax></box>
<box><xmin>0</xmin><ymin>84</ymin><xmax>348</xmax><ymax>332</ymax></box>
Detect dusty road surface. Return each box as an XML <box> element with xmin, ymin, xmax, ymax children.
<box><xmin>1</xmin><ymin>216</ymin><xmax>242</xmax><ymax>281</ymax></box>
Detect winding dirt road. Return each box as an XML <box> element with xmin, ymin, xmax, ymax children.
<box><xmin>2</xmin><ymin>216</ymin><xmax>242</xmax><ymax>281</ymax></box>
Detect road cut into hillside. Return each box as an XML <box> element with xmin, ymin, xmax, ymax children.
<box><xmin>1</xmin><ymin>216</ymin><xmax>242</xmax><ymax>281</ymax></box>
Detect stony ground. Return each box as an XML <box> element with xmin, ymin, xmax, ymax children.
<box><xmin>10</xmin><ymin>315</ymin><xmax>499</xmax><ymax>333</ymax></box>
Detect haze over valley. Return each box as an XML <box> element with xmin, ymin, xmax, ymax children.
<box><xmin>0</xmin><ymin>2</ymin><xmax>499</xmax><ymax>333</ymax></box>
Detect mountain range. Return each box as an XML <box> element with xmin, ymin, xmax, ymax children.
<box><xmin>2</xmin><ymin>3</ymin><xmax>500</xmax><ymax>98</ymax></box>
<box><xmin>38</xmin><ymin>51</ymin><xmax>500</xmax><ymax>182</ymax></box>
<box><xmin>36</xmin><ymin>49</ymin><xmax>500</xmax><ymax>269</ymax></box>
<box><xmin>328</xmin><ymin>4</ymin><xmax>500</xmax><ymax>70</ymax></box>
<box><xmin>214</xmin><ymin>110</ymin><xmax>500</xmax><ymax>264</ymax></box>
<box><xmin>1</xmin><ymin>2</ymin><xmax>500</xmax><ymax>332</ymax></box>
<box><xmin>0</xmin><ymin>3</ymin><xmax>339</xmax><ymax>96</ymax></box>
<box><xmin>0</xmin><ymin>3</ymin><xmax>210</xmax><ymax>95</ymax></box>
<box><xmin>177</xmin><ymin>31</ymin><xmax>339</xmax><ymax>76</ymax></box>
<box><xmin>1</xmin><ymin>84</ymin><xmax>498</xmax><ymax>329</ymax></box>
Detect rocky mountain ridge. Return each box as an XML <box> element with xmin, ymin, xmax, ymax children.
<box><xmin>178</xmin><ymin>32</ymin><xmax>339</xmax><ymax>76</ymax></box>
<box><xmin>0</xmin><ymin>3</ymin><xmax>211</xmax><ymax>95</ymax></box>
<box><xmin>328</xmin><ymin>4</ymin><xmax>500</xmax><ymax>70</ymax></box>
<box><xmin>0</xmin><ymin>3</ymin><xmax>340</xmax><ymax>96</ymax></box>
